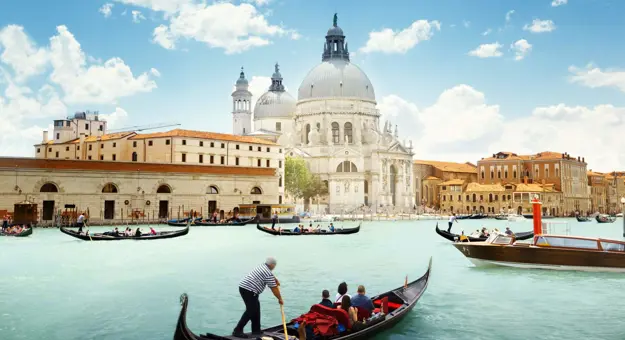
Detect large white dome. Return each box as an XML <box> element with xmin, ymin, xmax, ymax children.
<box><xmin>297</xmin><ymin>59</ymin><xmax>376</xmax><ymax>102</ymax></box>
<box><xmin>254</xmin><ymin>91</ymin><xmax>296</xmax><ymax>119</ymax></box>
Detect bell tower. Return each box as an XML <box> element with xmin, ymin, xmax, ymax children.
<box><xmin>232</xmin><ymin>67</ymin><xmax>252</xmax><ymax>135</ymax></box>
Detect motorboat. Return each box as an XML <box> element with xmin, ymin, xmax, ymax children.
<box><xmin>507</xmin><ymin>214</ymin><xmax>526</xmax><ymax>222</ymax></box>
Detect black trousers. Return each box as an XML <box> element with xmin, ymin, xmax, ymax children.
<box><xmin>234</xmin><ymin>287</ymin><xmax>261</xmax><ymax>333</ymax></box>
<box><xmin>271</xmin><ymin>219</ymin><xmax>276</xmax><ymax>229</ymax></box>
<box><xmin>447</xmin><ymin>221</ymin><xmax>453</xmax><ymax>232</ymax></box>
<box><xmin>77</xmin><ymin>222</ymin><xmax>84</xmax><ymax>233</ymax></box>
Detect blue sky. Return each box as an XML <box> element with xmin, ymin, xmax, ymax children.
<box><xmin>0</xmin><ymin>0</ymin><xmax>624</xmax><ymax>170</ymax></box>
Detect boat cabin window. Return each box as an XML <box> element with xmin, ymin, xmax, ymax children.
<box><xmin>490</xmin><ymin>235</ymin><xmax>513</xmax><ymax>245</ymax></box>
<box><xmin>536</xmin><ymin>236</ymin><xmax>598</xmax><ymax>250</ymax></box>
<box><xmin>600</xmin><ymin>241</ymin><xmax>625</xmax><ymax>252</ymax></box>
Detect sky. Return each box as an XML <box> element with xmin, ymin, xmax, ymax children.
<box><xmin>0</xmin><ymin>0</ymin><xmax>624</xmax><ymax>171</ymax></box>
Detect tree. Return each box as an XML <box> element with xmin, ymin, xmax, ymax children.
<box><xmin>285</xmin><ymin>157</ymin><xmax>329</xmax><ymax>209</ymax></box>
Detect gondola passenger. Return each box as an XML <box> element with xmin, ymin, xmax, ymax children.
<box><xmin>135</xmin><ymin>228</ymin><xmax>142</xmax><ymax>237</ymax></box>
<box><xmin>339</xmin><ymin>295</ymin><xmax>363</xmax><ymax>330</ymax></box>
<box><xmin>150</xmin><ymin>227</ymin><xmax>157</xmax><ymax>235</ymax></box>
<box><xmin>335</xmin><ymin>282</ymin><xmax>350</xmax><ymax>306</ymax></box>
<box><xmin>505</xmin><ymin>227</ymin><xmax>514</xmax><ymax>236</ymax></box>
<box><xmin>351</xmin><ymin>285</ymin><xmax>374</xmax><ymax>313</ymax></box>
<box><xmin>319</xmin><ymin>290</ymin><xmax>334</xmax><ymax>308</ymax></box>
<box><xmin>329</xmin><ymin>223</ymin><xmax>335</xmax><ymax>232</ymax></box>
<box><xmin>293</xmin><ymin>225</ymin><xmax>300</xmax><ymax>233</ymax></box>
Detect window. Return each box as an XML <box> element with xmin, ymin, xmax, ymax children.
<box><xmin>77</xmin><ymin>146</ymin><xmax>80</xmax><ymax>151</ymax></box>
<box><xmin>101</xmin><ymin>144</ymin><xmax>104</xmax><ymax>149</ymax></box>
<box><xmin>458</xmin><ymin>195</ymin><xmax>462</xmax><ymax>201</ymax></box>
<box><xmin>279</xmin><ymin>176</ymin><xmax>282</xmax><ymax>187</ymax></box>
<box><xmin>88</xmin><ymin>156</ymin><xmax>92</xmax><ymax>160</ymax></box>
<box><xmin>505</xmin><ymin>170</ymin><xmax>508</xmax><ymax>178</ymax></box>
<box><xmin>157</xmin><ymin>185</ymin><xmax>171</xmax><ymax>194</ymax></box>
<box><xmin>555</xmin><ymin>168</ymin><xmax>559</xmax><ymax>177</ymax></box>
<box><xmin>89</xmin><ymin>145</ymin><xmax>92</xmax><ymax>151</ymax></box>
<box><xmin>257</xmin><ymin>146</ymin><xmax>261</xmax><ymax>151</ymax></box>
<box><xmin>48</xmin><ymin>148</ymin><xmax>52</xmax><ymax>152</ymax></box>
<box><xmin>243</xmin><ymin>128</ymin><xmax>246</xmax><ymax>134</ymax></box>
<box><xmin>236</xmin><ymin>144</ymin><xmax>240</xmax><ymax>150</ymax></box>
<box><xmin>65</xmin><ymin>146</ymin><xmax>69</xmax><ymax>151</ymax></box>
<box><xmin>249</xmin><ymin>146</ymin><xmax>253</xmax><ymax>151</ymax></box>
<box><xmin>182</xmin><ymin>140</ymin><xmax>186</xmax><ymax>145</ymax></box>
<box><xmin>336</xmin><ymin>161</ymin><xmax>358</xmax><ymax>172</ymax></box>
<box><xmin>208</xmin><ymin>186</ymin><xmax>219</xmax><ymax>194</ymax></box>
<box><xmin>235</xmin><ymin>157</ymin><xmax>239</xmax><ymax>165</ymax></box>
<box><xmin>279</xmin><ymin>149</ymin><xmax>282</xmax><ymax>153</ymax></box>
<box><xmin>133</xmin><ymin>141</ymin><xmax>137</xmax><ymax>147</ymax></box>
<box><xmin>100</xmin><ymin>155</ymin><xmax>104</xmax><ymax>160</ymax></box>
<box><xmin>513</xmin><ymin>170</ymin><xmax>517</xmax><ymax>178</ymax></box>
<box><xmin>266</xmin><ymin>159</ymin><xmax>270</xmax><ymax>167</ymax></box>
<box><xmin>166</xmin><ymin>139</ymin><xmax>171</xmax><ymax>145</ymax></box>
<box><xmin>332</xmin><ymin>122</ymin><xmax>340</xmax><ymax>143</ymax></box>
<box><xmin>276</xmin><ymin>122</ymin><xmax>281</xmax><ymax>131</ymax></box>
<box><xmin>305</xmin><ymin>124</ymin><xmax>311</xmax><ymax>144</ymax></box>
<box><xmin>55</xmin><ymin>151</ymin><xmax>59</xmax><ymax>158</ymax></box>
<box><xmin>56</xmin><ymin>133</ymin><xmax>60</xmax><ymax>140</ymax></box>
<box><xmin>37</xmin><ymin>148</ymin><xmax>40</xmax><ymax>153</ymax></box>
<box><xmin>481</xmin><ymin>171</ymin><xmax>484</xmax><ymax>179</ymax></box>
<box><xmin>148</xmin><ymin>141</ymin><xmax>153</xmax><ymax>146</ymax></box>
<box><xmin>199</xmin><ymin>155</ymin><xmax>204</xmax><ymax>163</ymax></box>
<box><xmin>182</xmin><ymin>154</ymin><xmax>186</xmax><ymax>162</ymax></box>
<box><xmin>221</xmin><ymin>143</ymin><xmax>225</xmax><ymax>149</ymax></box>
<box><xmin>546</xmin><ymin>168</ymin><xmax>549</xmax><ymax>178</ymax></box>
<box><xmin>85</xmin><ymin>124</ymin><xmax>89</xmax><ymax>130</ymax></box>
<box><xmin>199</xmin><ymin>141</ymin><xmax>203</xmax><ymax>147</ymax></box>
<box><xmin>538</xmin><ymin>236</ymin><xmax>598</xmax><ymax>250</ymax></box>
<box><xmin>490</xmin><ymin>170</ymin><xmax>494</xmax><ymax>179</ymax></box>
<box><xmin>257</xmin><ymin>159</ymin><xmax>261</xmax><ymax>167</ymax></box>
<box><xmin>132</xmin><ymin>152</ymin><xmax>137</xmax><ymax>162</ymax></box>
<box><xmin>221</xmin><ymin>156</ymin><xmax>225</xmax><ymax>165</ymax></box>
<box><xmin>251</xmin><ymin>187</ymin><xmax>262</xmax><ymax>194</ymax></box>
<box><xmin>443</xmin><ymin>196</ymin><xmax>446</xmax><ymax>201</ymax></box>
<box><xmin>535</xmin><ymin>168</ymin><xmax>539</xmax><ymax>177</ymax></box>
<box><xmin>112</xmin><ymin>154</ymin><xmax>116</xmax><ymax>161</ymax></box>
<box><xmin>210</xmin><ymin>155</ymin><xmax>214</xmax><ymax>164</ymax></box>
<box><xmin>442</xmin><ymin>186</ymin><xmax>447</xmax><ymax>191</ymax></box>
<box><xmin>600</xmin><ymin>242</ymin><xmax>625</xmax><ymax>252</ymax></box>
<box><xmin>279</xmin><ymin>196</ymin><xmax>282</xmax><ymax>204</ymax></box>
<box><xmin>102</xmin><ymin>183</ymin><xmax>118</xmax><ymax>193</ymax></box>
<box><xmin>113</xmin><ymin>142</ymin><xmax>116</xmax><ymax>148</ymax></box>
<box><xmin>211</xmin><ymin>142</ymin><xmax>215</xmax><ymax>147</ymax></box>
<box><xmin>497</xmin><ymin>170</ymin><xmax>501</xmax><ymax>179</ymax></box>
<box><xmin>279</xmin><ymin>160</ymin><xmax>282</xmax><ymax>168</ymax></box>
<box><xmin>267</xmin><ymin>147</ymin><xmax>270</xmax><ymax>152</ymax></box>
<box><xmin>344</xmin><ymin>122</ymin><xmax>353</xmax><ymax>143</ymax></box>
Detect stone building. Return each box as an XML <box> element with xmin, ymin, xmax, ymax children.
<box><xmin>234</xmin><ymin>14</ymin><xmax>415</xmax><ymax>213</ymax></box>
<box><xmin>477</xmin><ymin>151</ymin><xmax>590</xmax><ymax>215</ymax></box>
<box><xmin>605</xmin><ymin>172</ymin><xmax>625</xmax><ymax>214</ymax></box>
<box><xmin>0</xmin><ymin>158</ymin><xmax>280</xmax><ymax>224</ymax></box>
<box><xmin>588</xmin><ymin>170</ymin><xmax>612</xmax><ymax>214</ymax></box>
<box><xmin>413</xmin><ymin>160</ymin><xmax>477</xmax><ymax>209</ymax></box>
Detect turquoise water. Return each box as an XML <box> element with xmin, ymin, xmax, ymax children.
<box><xmin>1</xmin><ymin>218</ymin><xmax>625</xmax><ymax>340</ymax></box>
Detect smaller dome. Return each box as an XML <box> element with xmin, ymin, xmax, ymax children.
<box><xmin>236</xmin><ymin>67</ymin><xmax>248</xmax><ymax>86</ymax></box>
<box><xmin>254</xmin><ymin>91</ymin><xmax>296</xmax><ymax>119</ymax></box>
<box><xmin>327</xmin><ymin>26</ymin><xmax>344</xmax><ymax>36</ymax></box>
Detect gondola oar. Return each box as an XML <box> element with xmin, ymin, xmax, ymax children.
<box><xmin>280</xmin><ymin>304</ymin><xmax>289</xmax><ymax>339</ymax></box>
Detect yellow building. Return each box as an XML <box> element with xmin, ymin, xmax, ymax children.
<box><xmin>413</xmin><ymin>160</ymin><xmax>477</xmax><ymax>209</ymax></box>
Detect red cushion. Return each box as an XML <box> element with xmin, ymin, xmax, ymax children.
<box><xmin>373</xmin><ymin>298</ymin><xmax>403</xmax><ymax>311</ymax></box>
<box><xmin>310</xmin><ymin>304</ymin><xmax>351</xmax><ymax>328</ymax></box>
<box><xmin>355</xmin><ymin>306</ymin><xmax>371</xmax><ymax>321</ymax></box>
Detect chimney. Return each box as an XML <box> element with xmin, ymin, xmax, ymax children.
<box><xmin>582</xmin><ymin>157</ymin><xmax>585</xmax><ymax>163</ymax></box>
<box><xmin>43</xmin><ymin>130</ymin><xmax>48</xmax><ymax>143</ymax></box>
<box><xmin>577</xmin><ymin>156</ymin><xmax>580</xmax><ymax>161</ymax></box>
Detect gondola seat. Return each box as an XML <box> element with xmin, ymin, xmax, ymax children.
<box><xmin>355</xmin><ymin>306</ymin><xmax>372</xmax><ymax>321</ymax></box>
<box><xmin>373</xmin><ymin>297</ymin><xmax>402</xmax><ymax>312</ymax></box>
<box><xmin>310</xmin><ymin>304</ymin><xmax>351</xmax><ymax>329</ymax></box>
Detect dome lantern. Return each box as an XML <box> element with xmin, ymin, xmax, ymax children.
<box><xmin>322</xmin><ymin>13</ymin><xmax>349</xmax><ymax>62</ymax></box>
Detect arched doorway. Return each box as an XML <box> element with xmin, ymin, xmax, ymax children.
<box><xmin>390</xmin><ymin>165</ymin><xmax>397</xmax><ymax>205</ymax></box>
<box><xmin>157</xmin><ymin>184</ymin><xmax>172</xmax><ymax>219</ymax></box>
<box><xmin>40</xmin><ymin>183</ymin><xmax>58</xmax><ymax>221</ymax></box>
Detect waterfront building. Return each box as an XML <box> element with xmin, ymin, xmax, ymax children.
<box><xmin>413</xmin><ymin>160</ymin><xmax>477</xmax><ymax>210</ymax></box>
<box><xmin>477</xmin><ymin>151</ymin><xmax>590</xmax><ymax>215</ymax></box>
<box><xmin>233</xmin><ymin>14</ymin><xmax>415</xmax><ymax>213</ymax></box>
<box><xmin>0</xmin><ymin>158</ymin><xmax>279</xmax><ymax>224</ymax></box>
<box><xmin>606</xmin><ymin>172</ymin><xmax>625</xmax><ymax>214</ymax></box>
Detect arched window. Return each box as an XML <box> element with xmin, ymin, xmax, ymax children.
<box><xmin>490</xmin><ymin>170</ymin><xmax>494</xmax><ymax>179</ymax></box>
<box><xmin>489</xmin><ymin>193</ymin><xmax>493</xmax><ymax>202</ymax></box>
<box><xmin>102</xmin><ymin>183</ymin><xmax>118</xmax><ymax>193</ymax></box>
<box><xmin>364</xmin><ymin>180</ymin><xmax>369</xmax><ymax>194</ymax></box>
<box><xmin>251</xmin><ymin>187</ymin><xmax>262</xmax><ymax>194</ymax></box>
<box><xmin>40</xmin><ymin>183</ymin><xmax>58</xmax><ymax>192</ymax></box>
<box><xmin>336</xmin><ymin>161</ymin><xmax>358</xmax><ymax>172</ymax></box>
<box><xmin>305</xmin><ymin>124</ymin><xmax>311</xmax><ymax>144</ymax></box>
<box><xmin>481</xmin><ymin>171</ymin><xmax>485</xmax><ymax>179</ymax></box>
<box><xmin>545</xmin><ymin>168</ymin><xmax>549</xmax><ymax>178</ymax></box>
<box><xmin>504</xmin><ymin>170</ymin><xmax>508</xmax><ymax>178</ymax></box>
<box><xmin>497</xmin><ymin>170</ymin><xmax>501</xmax><ymax>179</ymax></box>
<box><xmin>207</xmin><ymin>186</ymin><xmax>218</xmax><ymax>194</ymax></box>
<box><xmin>344</xmin><ymin>122</ymin><xmax>352</xmax><ymax>143</ymax></box>
<box><xmin>132</xmin><ymin>152</ymin><xmax>138</xmax><ymax>162</ymax></box>
<box><xmin>472</xmin><ymin>194</ymin><xmax>476</xmax><ymax>202</ymax></box>
<box><xmin>157</xmin><ymin>184</ymin><xmax>172</xmax><ymax>194</ymax></box>
<box><xmin>535</xmin><ymin>168</ymin><xmax>539</xmax><ymax>178</ymax></box>
<box><xmin>331</xmin><ymin>122</ymin><xmax>340</xmax><ymax>144</ymax></box>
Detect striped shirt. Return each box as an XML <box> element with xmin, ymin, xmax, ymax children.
<box><xmin>239</xmin><ymin>264</ymin><xmax>277</xmax><ymax>295</ymax></box>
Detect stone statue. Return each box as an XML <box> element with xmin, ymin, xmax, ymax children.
<box><xmin>275</xmin><ymin>63</ymin><xmax>279</xmax><ymax>73</ymax></box>
<box><xmin>333</xmin><ymin>13</ymin><xmax>338</xmax><ymax>27</ymax></box>
<box><xmin>344</xmin><ymin>180</ymin><xmax>350</xmax><ymax>192</ymax></box>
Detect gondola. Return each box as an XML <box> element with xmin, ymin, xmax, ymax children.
<box><xmin>576</xmin><ymin>215</ymin><xmax>591</xmax><ymax>222</ymax></box>
<box><xmin>195</xmin><ymin>217</ymin><xmax>256</xmax><ymax>226</ymax></box>
<box><xmin>59</xmin><ymin>226</ymin><xmax>189</xmax><ymax>241</ymax></box>
<box><xmin>494</xmin><ymin>215</ymin><xmax>508</xmax><ymax>220</ymax></box>
<box><xmin>0</xmin><ymin>227</ymin><xmax>33</xmax><ymax>237</ymax></box>
<box><xmin>435</xmin><ymin>223</ymin><xmax>533</xmax><ymax>242</ymax></box>
<box><xmin>256</xmin><ymin>223</ymin><xmax>360</xmax><ymax>236</ymax></box>
<box><xmin>173</xmin><ymin>257</ymin><xmax>432</xmax><ymax>340</ymax></box>
<box><xmin>468</xmin><ymin>213</ymin><xmax>487</xmax><ymax>219</ymax></box>
<box><xmin>596</xmin><ymin>215</ymin><xmax>616</xmax><ymax>223</ymax></box>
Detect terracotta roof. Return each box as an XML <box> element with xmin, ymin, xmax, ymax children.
<box><xmin>0</xmin><ymin>157</ymin><xmax>276</xmax><ymax>176</ymax></box>
<box><xmin>587</xmin><ymin>171</ymin><xmax>605</xmax><ymax>177</ymax></box>
<box><xmin>130</xmin><ymin>129</ymin><xmax>276</xmax><ymax>145</ymax></box>
<box><xmin>37</xmin><ymin>132</ymin><xmax>136</xmax><ymax>146</ymax></box>
<box><xmin>413</xmin><ymin>160</ymin><xmax>477</xmax><ymax>173</ymax></box>
<box><xmin>515</xmin><ymin>183</ymin><xmax>559</xmax><ymax>193</ymax></box>
<box><xmin>479</xmin><ymin>152</ymin><xmax>525</xmax><ymax>161</ymax></box>
<box><xmin>465</xmin><ymin>183</ymin><xmax>505</xmax><ymax>192</ymax></box>
<box><xmin>437</xmin><ymin>179</ymin><xmax>465</xmax><ymax>186</ymax></box>
<box><xmin>424</xmin><ymin>176</ymin><xmax>441</xmax><ymax>180</ymax></box>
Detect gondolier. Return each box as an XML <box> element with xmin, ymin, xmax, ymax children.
<box><xmin>76</xmin><ymin>213</ymin><xmax>85</xmax><ymax>233</ymax></box>
<box><xmin>271</xmin><ymin>211</ymin><xmax>278</xmax><ymax>230</ymax></box>
<box><xmin>447</xmin><ymin>213</ymin><xmax>458</xmax><ymax>232</ymax></box>
<box><xmin>233</xmin><ymin>257</ymin><xmax>283</xmax><ymax>338</ymax></box>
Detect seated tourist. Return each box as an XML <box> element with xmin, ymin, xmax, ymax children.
<box><xmin>319</xmin><ymin>289</ymin><xmax>334</xmax><ymax>308</ymax></box>
<box><xmin>150</xmin><ymin>227</ymin><xmax>156</xmax><ymax>235</ymax></box>
<box><xmin>113</xmin><ymin>228</ymin><xmax>120</xmax><ymax>236</ymax></box>
<box><xmin>135</xmin><ymin>228</ymin><xmax>142</xmax><ymax>237</ymax></box>
<box><xmin>329</xmin><ymin>223</ymin><xmax>335</xmax><ymax>232</ymax></box>
<box><xmin>335</xmin><ymin>282</ymin><xmax>350</xmax><ymax>306</ymax></box>
<box><xmin>293</xmin><ymin>225</ymin><xmax>300</xmax><ymax>233</ymax></box>
<box><xmin>458</xmin><ymin>231</ymin><xmax>468</xmax><ymax>242</ymax></box>
<box><xmin>339</xmin><ymin>295</ymin><xmax>364</xmax><ymax>330</ymax></box>
<box><xmin>350</xmin><ymin>285</ymin><xmax>374</xmax><ymax>313</ymax></box>
<box><xmin>505</xmin><ymin>227</ymin><xmax>514</xmax><ymax>236</ymax></box>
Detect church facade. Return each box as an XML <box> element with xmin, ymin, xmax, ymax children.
<box><xmin>232</xmin><ymin>15</ymin><xmax>415</xmax><ymax>213</ymax></box>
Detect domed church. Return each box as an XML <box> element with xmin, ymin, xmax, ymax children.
<box><xmin>232</xmin><ymin>14</ymin><xmax>415</xmax><ymax>213</ymax></box>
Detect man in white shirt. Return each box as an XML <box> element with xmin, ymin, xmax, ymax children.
<box><xmin>447</xmin><ymin>213</ymin><xmax>458</xmax><ymax>232</ymax></box>
<box><xmin>76</xmin><ymin>214</ymin><xmax>85</xmax><ymax>233</ymax></box>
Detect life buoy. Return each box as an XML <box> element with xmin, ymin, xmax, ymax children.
<box><xmin>124</xmin><ymin>200</ymin><xmax>130</xmax><ymax>205</ymax></box>
<box><xmin>146</xmin><ymin>200</ymin><xmax>151</xmax><ymax>206</ymax></box>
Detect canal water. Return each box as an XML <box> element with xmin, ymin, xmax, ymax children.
<box><xmin>1</xmin><ymin>218</ymin><xmax>624</xmax><ymax>340</ymax></box>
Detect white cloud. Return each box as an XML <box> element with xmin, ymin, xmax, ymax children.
<box><xmin>482</xmin><ymin>28</ymin><xmax>492</xmax><ymax>36</ymax></box>
<box><xmin>100</xmin><ymin>3</ymin><xmax>114</xmax><ymax>18</ymax></box>
<box><xmin>100</xmin><ymin>107</ymin><xmax>129</xmax><ymax>129</ymax></box>
<box><xmin>511</xmin><ymin>39</ymin><xmax>532</xmax><ymax>61</ymax></box>
<box><xmin>569</xmin><ymin>64</ymin><xmax>625</xmax><ymax>93</ymax></box>
<box><xmin>505</xmin><ymin>10</ymin><xmax>515</xmax><ymax>23</ymax></box>
<box><xmin>132</xmin><ymin>10</ymin><xmax>146</xmax><ymax>23</ymax></box>
<box><xmin>113</xmin><ymin>0</ymin><xmax>193</xmax><ymax>14</ymax></box>
<box><xmin>247</xmin><ymin>0</ymin><xmax>271</xmax><ymax>5</ymax></box>
<box><xmin>552</xmin><ymin>0</ymin><xmax>568</xmax><ymax>7</ymax></box>
<box><xmin>359</xmin><ymin>20</ymin><xmax>441</xmax><ymax>54</ymax></box>
<box><xmin>0</xmin><ymin>25</ymin><xmax>48</xmax><ymax>82</ymax></box>
<box><xmin>151</xmin><ymin>2</ymin><xmax>293</xmax><ymax>54</ymax></box>
<box><xmin>150</xmin><ymin>68</ymin><xmax>161</xmax><ymax>77</ymax></box>
<box><xmin>379</xmin><ymin>87</ymin><xmax>625</xmax><ymax>170</ymax></box>
<box><xmin>523</xmin><ymin>19</ymin><xmax>556</xmax><ymax>33</ymax></box>
<box><xmin>468</xmin><ymin>42</ymin><xmax>503</xmax><ymax>58</ymax></box>
<box><xmin>48</xmin><ymin>25</ymin><xmax>157</xmax><ymax>104</ymax></box>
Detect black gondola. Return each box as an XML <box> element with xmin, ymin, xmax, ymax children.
<box><xmin>494</xmin><ymin>215</ymin><xmax>508</xmax><ymax>220</ymax></box>
<box><xmin>468</xmin><ymin>214</ymin><xmax>487</xmax><ymax>219</ymax></box>
<box><xmin>195</xmin><ymin>217</ymin><xmax>256</xmax><ymax>226</ymax></box>
<box><xmin>256</xmin><ymin>223</ymin><xmax>360</xmax><ymax>236</ymax></box>
<box><xmin>596</xmin><ymin>215</ymin><xmax>616</xmax><ymax>223</ymax></box>
<box><xmin>435</xmin><ymin>223</ymin><xmax>533</xmax><ymax>242</ymax></box>
<box><xmin>576</xmin><ymin>215</ymin><xmax>592</xmax><ymax>222</ymax></box>
<box><xmin>173</xmin><ymin>258</ymin><xmax>432</xmax><ymax>340</ymax></box>
<box><xmin>59</xmin><ymin>226</ymin><xmax>189</xmax><ymax>241</ymax></box>
<box><xmin>0</xmin><ymin>227</ymin><xmax>33</xmax><ymax>237</ymax></box>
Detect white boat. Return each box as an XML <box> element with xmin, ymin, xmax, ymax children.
<box><xmin>507</xmin><ymin>214</ymin><xmax>526</xmax><ymax>222</ymax></box>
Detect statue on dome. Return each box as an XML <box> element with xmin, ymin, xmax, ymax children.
<box><xmin>275</xmin><ymin>63</ymin><xmax>280</xmax><ymax>73</ymax></box>
<box><xmin>333</xmin><ymin>13</ymin><xmax>338</xmax><ymax>27</ymax></box>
